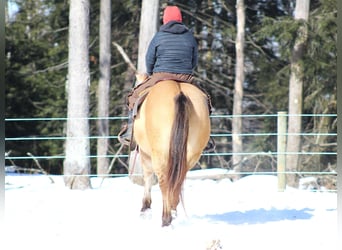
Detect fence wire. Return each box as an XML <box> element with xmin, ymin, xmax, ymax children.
<box><xmin>5</xmin><ymin>114</ymin><xmax>337</xmax><ymax>181</ymax></box>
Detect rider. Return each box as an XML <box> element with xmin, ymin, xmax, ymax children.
<box><xmin>119</xmin><ymin>5</ymin><xmax>214</xmax><ymax>151</ymax></box>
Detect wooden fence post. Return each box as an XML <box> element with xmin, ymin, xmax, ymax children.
<box><xmin>277</xmin><ymin>111</ymin><xmax>287</xmax><ymax>191</ymax></box>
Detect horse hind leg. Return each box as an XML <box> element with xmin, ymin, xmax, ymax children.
<box><xmin>161</xmin><ymin>187</ymin><xmax>181</xmax><ymax>226</ymax></box>
<box><xmin>159</xmin><ymin>175</ymin><xmax>183</xmax><ymax>227</ymax></box>
<box><xmin>141</xmin><ymin>170</ymin><xmax>153</xmax><ymax>212</ymax></box>
<box><xmin>156</xmin><ymin>173</ymin><xmax>173</xmax><ymax>227</ymax></box>
<box><xmin>140</xmin><ymin>170</ymin><xmax>155</xmax><ymax>221</ymax></box>
<box><xmin>139</xmin><ymin>151</ymin><xmax>154</xmax><ymax>214</ymax></box>
<box><xmin>162</xmin><ymin>199</ymin><xmax>172</xmax><ymax>226</ymax></box>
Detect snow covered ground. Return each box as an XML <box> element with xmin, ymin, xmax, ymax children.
<box><xmin>4</xmin><ymin>169</ymin><xmax>337</xmax><ymax>250</ymax></box>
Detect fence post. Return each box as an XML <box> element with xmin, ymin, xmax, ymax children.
<box><xmin>277</xmin><ymin>111</ymin><xmax>287</xmax><ymax>191</ymax></box>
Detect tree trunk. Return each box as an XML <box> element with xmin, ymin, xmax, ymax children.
<box><xmin>64</xmin><ymin>0</ymin><xmax>91</xmax><ymax>189</ymax></box>
<box><xmin>137</xmin><ymin>0</ymin><xmax>159</xmax><ymax>75</ymax></box>
<box><xmin>286</xmin><ymin>0</ymin><xmax>310</xmax><ymax>188</ymax></box>
<box><xmin>232</xmin><ymin>0</ymin><xmax>245</xmax><ymax>177</ymax></box>
<box><xmin>97</xmin><ymin>0</ymin><xmax>111</xmax><ymax>176</ymax></box>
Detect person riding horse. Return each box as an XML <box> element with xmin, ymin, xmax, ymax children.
<box><xmin>119</xmin><ymin>5</ymin><xmax>214</xmax><ymax>151</ymax></box>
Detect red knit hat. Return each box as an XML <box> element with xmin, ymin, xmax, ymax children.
<box><xmin>163</xmin><ymin>6</ymin><xmax>182</xmax><ymax>24</ymax></box>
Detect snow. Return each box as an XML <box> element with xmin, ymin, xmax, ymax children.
<box><xmin>4</xmin><ymin>169</ymin><xmax>337</xmax><ymax>250</ymax></box>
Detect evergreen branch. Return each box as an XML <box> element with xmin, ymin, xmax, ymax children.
<box><xmin>33</xmin><ymin>61</ymin><xmax>68</xmax><ymax>74</ymax></box>
<box><xmin>246</xmin><ymin>35</ymin><xmax>267</xmax><ymax>57</ymax></box>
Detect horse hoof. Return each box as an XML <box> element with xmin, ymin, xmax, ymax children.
<box><xmin>162</xmin><ymin>220</ymin><xmax>172</xmax><ymax>227</ymax></box>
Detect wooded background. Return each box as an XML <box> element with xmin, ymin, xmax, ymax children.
<box><xmin>5</xmin><ymin>0</ymin><xmax>336</xmax><ymax>189</ymax></box>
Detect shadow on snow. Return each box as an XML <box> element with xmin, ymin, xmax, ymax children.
<box><xmin>197</xmin><ymin>208</ymin><xmax>315</xmax><ymax>225</ymax></box>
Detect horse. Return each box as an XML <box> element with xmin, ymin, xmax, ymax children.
<box><xmin>133</xmin><ymin>78</ymin><xmax>211</xmax><ymax>226</ymax></box>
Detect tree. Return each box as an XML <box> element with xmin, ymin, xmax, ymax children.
<box><xmin>96</xmin><ymin>0</ymin><xmax>111</xmax><ymax>176</ymax></box>
<box><xmin>64</xmin><ymin>0</ymin><xmax>91</xmax><ymax>189</ymax></box>
<box><xmin>137</xmin><ymin>0</ymin><xmax>159</xmax><ymax>74</ymax></box>
<box><xmin>232</xmin><ymin>0</ymin><xmax>245</xmax><ymax>175</ymax></box>
<box><xmin>286</xmin><ymin>0</ymin><xmax>310</xmax><ymax>188</ymax></box>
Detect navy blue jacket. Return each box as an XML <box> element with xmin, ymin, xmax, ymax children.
<box><xmin>145</xmin><ymin>21</ymin><xmax>198</xmax><ymax>75</ymax></box>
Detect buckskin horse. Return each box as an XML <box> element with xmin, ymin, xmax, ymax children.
<box><xmin>133</xmin><ymin>78</ymin><xmax>211</xmax><ymax>226</ymax></box>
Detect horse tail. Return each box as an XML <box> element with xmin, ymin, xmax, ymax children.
<box><xmin>166</xmin><ymin>91</ymin><xmax>190</xmax><ymax>209</ymax></box>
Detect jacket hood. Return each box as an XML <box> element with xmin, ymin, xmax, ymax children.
<box><xmin>160</xmin><ymin>21</ymin><xmax>188</xmax><ymax>34</ymax></box>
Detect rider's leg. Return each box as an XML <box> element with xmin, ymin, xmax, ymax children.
<box><xmin>118</xmin><ymin>75</ymin><xmax>151</xmax><ymax>146</ymax></box>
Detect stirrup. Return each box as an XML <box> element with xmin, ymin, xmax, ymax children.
<box><xmin>118</xmin><ymin>123</ymin><xmax>131</xmax><ymax>146</ymax></box>
<box><xmin>203</xmin><ymin>137</ymin><xmax>216</xmax><ymax>153</ymax></box>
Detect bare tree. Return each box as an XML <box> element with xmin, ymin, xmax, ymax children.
<box><xmin>64</xmin><ymin>0</ymin><xmax>91</xmax><ymax>189</ymax></box>
<box><xmin>232</xmin><ymin>0</ymin><xmax>245</xmax><ymax>177</ymax></box>
<box><xmin>286</xmin><ymin>0</ymin><xmax>310</xmax><ymax>188</ymax></box>
<box><xmin>97</xmin><ymin>0</ymin><xmax>111</xmax><ymax>176</ymax></box>
<box><xmin>137</xmin><ymin>0</ymin><xmax>159</xmax><ymax>74</ymax></box>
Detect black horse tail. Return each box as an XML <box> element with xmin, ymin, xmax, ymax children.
<box><xmin>166</xmin><ymin>91</ymin><xmax>190</xmax><ymax>213</ymax></box>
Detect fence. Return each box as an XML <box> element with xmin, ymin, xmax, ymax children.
<box><xmin>5</xmin><ymin>112</ymin><xmax>337</xmax><ymax>190</ymax></box>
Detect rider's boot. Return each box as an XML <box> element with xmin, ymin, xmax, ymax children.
<box><xmin>118</xmin><ymin>110</ymin><xmax>133</xmax><ymax>146</ymax></box>
<box><xmin>203</xmin><ymin>137</ymin><xmax>216</xmax><ymax>153</ymax></box>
